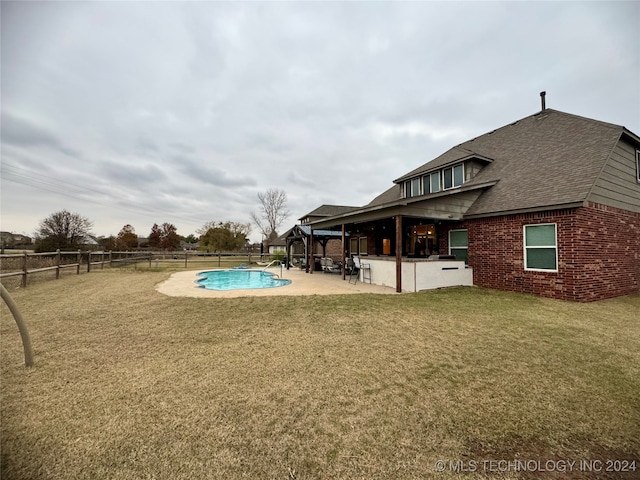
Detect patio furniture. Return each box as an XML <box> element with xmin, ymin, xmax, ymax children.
<box><xmin>322</xmin><ymin>257</ymin><xmax>342</xmax><ymax>274</ymax></box>
<box><xmin>349</xmin><ymin>256</ymin><xmax>371</xmax><ymax>284</ymax></box>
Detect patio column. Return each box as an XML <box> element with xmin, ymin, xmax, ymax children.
<box><xmin>341</xmin><ymin>224</ymin><xmax>346</xmax><ymax>280</ymax></box>
<box><xmin>285</xmin><ymin>239</ymin><xmax>290</xmax><ymax>270</ymax></box>
<box><xmin>309</xmin><ymin>229</ymin><xmax>314</xmax><ymax>274</ymax></box>
<box><xmin>396</xmin><ymin>215</ymin><xmax>402</xmax><ymax>293</ymax></box>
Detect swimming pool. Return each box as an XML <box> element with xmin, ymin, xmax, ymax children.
<box><xmin>196</xmin><ymin>270</ymin><xmax>291</xmax><ymax>291</ymax></box>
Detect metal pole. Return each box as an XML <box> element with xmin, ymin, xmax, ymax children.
<box><xmin>0</xmin><ymin>284</ymin><xmax>34</xmax><ymax>367</ymax></box>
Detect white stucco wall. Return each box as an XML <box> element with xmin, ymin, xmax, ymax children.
<box><xmin>362</xmin><ymin>257</ymin><xmax>473</xmax><ymax>292</ymax></box>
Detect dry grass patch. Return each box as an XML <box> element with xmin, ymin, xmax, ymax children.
<box><xmin>1</xmin><ymin>271</ymin><xmax>639</xmax><ymax>479</ymax></box>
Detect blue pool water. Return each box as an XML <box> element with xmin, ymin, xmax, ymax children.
<box><xmin>196</xmin><ymin>270</ymin><xmax>291</xmax><ymax>291</ymax></box>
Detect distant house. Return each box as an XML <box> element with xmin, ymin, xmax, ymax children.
<box><xmin>306</xmin><ymin>105</ymin><xmax>640</xmax><ymax>302</ymax></box>
<box><xmin>267</xmin><ymin>232</ymin><xmax>287</xmax><ymax>254</ymax></box>
<box><xmin>180</xmin><ymin>241</ymin><xmax>199</xmax><ymax>250</ymax></box>
<box><xmin>0</xmin><ymin>232</ymin><xmax>33</xmax><ymax>249</ymax></box>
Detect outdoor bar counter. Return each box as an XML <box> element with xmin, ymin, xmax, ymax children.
<box><xmin>360</xmin><ymin>255</ymin><xmax>473</xmax><ymax>293</ymax></box>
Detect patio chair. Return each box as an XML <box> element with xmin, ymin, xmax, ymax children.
<box><xmin>348</xmin><ymin>256</ymin><xmax>371</xmax><ymax>284</ymax></box>
<box><xmin>323</xmin><ymin>257</ymin><xmax>342</xmax><ymax>274</ymax></box>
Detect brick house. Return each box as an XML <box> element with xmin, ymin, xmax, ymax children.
<box><xmin>307</xmin><ymin>106</ymin><xmax>640</xmax><ymax>302</ymax></box>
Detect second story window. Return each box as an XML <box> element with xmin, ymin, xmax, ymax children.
<box><xmin>404</xmin><ymin>162</ymin><xmax>464</xmax><ymax>197</ymax></box>
<box><xmin>443</xmin><ymin>164</ymin><xmax>464</xmax><ymax>190</ymax></box>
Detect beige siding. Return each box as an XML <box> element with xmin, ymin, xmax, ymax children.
<box><xmin>588</xmin><ymin>139</ymin><xmax>640</xmax><ymax>212</ymax></box>
<box><xmin>464</xmin><ymin>160</ymin><xmax>485</xmax><ymax>182</ymax></box>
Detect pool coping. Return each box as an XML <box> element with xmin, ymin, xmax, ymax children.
<box><xmin>156</xmin><ymin>268</ymin><xmax>398</xmax><ymax>298</ymax></box>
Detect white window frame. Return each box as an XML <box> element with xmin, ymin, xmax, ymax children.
<box><xmin>411</xmin><ymin>177</ymin><xmax>421</xmax><ymax>197</ymax></box>
<box><xmin>636</xmin><ymin>150</ymin><xmax>640</xmax><ymax>183</ymax></box>
<box><xmin>442</xmin><ymin>163</ymin><xmax>464</xmax><ymax>190</ymax></box>
<box><xmin>523</xmin><ymin>223</ymin><xmax>558</xmax><ymax>272</ymax></box>
<box><xmin>403</xmin><ymin>181</ymin><xmax>411</xmax><ymax>198</ymax></box>
<box><xmin>453</xmin><ymin>163</ymin><xmax>464</xmax><ymax>187</ymax></box>
<box><xmin>429</xmin><ymin>171</ymin><xmax>440</xmax><ymax>193</ymax></box>
<box><xmin>449</xmin><ymin>229</ymin><xmax>468</xmax><ymax>263</ymax></box>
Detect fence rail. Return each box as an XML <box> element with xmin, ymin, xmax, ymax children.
<box><xmin>0</xmin><ymin>250</ymin><xmax>275</xmax><ymax>288</ymax></box>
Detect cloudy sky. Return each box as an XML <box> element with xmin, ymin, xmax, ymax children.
<box><xmin>2</xmin><ymin>1</ymin><xmax>639</xmax><ymax>242</ymax></box>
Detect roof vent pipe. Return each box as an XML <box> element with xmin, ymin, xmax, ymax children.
<box><xmin>540</xmin><ymin>91</ymin><xmax>546</xmax><ymax>111</ymax></box>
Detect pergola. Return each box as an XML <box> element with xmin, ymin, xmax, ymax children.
<box><xmin>285</xmin><ymin>225</ymin><xmax>348</xmax><ymax>274</ymax></box>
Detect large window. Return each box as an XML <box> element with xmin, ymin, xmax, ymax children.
<box><xmin>524</xmin><ymin>224</ymin><xmax>558</xmax><ymax>271</ymax></box>
<box><xmin>350</xmin><ymin>237</ymin><xmax>368</xmax><ymax>255</ymax></box>
<box><xmin>449</xmin><ymin>229</ymin><xmax>468</xmax><ymax>263</ymax></box>
<box><xmin>404</xmin><ymin>178</ymin><xmax>423</xmax><ymax>198</ymax></box>
<box><xmin>443</xmin><ymin>163</ymin><xmax>464</xmax><ymax>190</ymax></box>
<box><xmin>406</xmin><ymin>163</ymin><xmax>462</xmax><ymax>196</ymax></box>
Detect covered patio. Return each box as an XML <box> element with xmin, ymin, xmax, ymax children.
<box><xmin>303</xmin><ymin>191</ymin><xmax>483</xmax><ymax>292</ymax></box>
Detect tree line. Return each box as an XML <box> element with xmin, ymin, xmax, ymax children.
<box><xmin>31</xmin><ymin>189</ymin><xmax>290</xmax><ymax>253</ymax></box>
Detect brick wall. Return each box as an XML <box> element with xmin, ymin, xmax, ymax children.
<box><xmin>440</xmin><ymin>203</ymin><xmax>640</xmax><ymax>302</ymax></box>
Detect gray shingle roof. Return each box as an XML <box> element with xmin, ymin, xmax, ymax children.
<box><xmin>299</xmin><ymin>204</ymin><xmax>359</xmax><ymax>220</ymax></box>
<box><xmin>460</xmin><ymin>109</ymin><xmax>622</xmax><ymax>216</ymax></box>
<box><xmin>368</xmin><ymin>109</ymin><xmax>626</xmax><ymax>216</ymax></box>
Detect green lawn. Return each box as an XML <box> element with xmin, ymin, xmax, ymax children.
<box><xmin>1</xmin><ymin>270</ymin><xmax>639</xmax><ymax>479</ymax></box>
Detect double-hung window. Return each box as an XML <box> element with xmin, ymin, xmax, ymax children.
<box><xmin>524</xmin><ymin>224</ymin><xmax>558</xmax><ymax>271</ymax></box>
<box><xmin>429</xmin><ymin>172</ymin><xmax>440</xmax><ymax>193</ymax></box>
<box><xmin>442</xmin><ymin>163</ymin><xmax>464</xmax><ymax>190</ymax></box>
<box><xmin>411</xmin><ymin>177</ymin><xmax>421</xmax><ymax>197</ymax></box>
<box><xmin>449</xmin><ymin>229</ymin><xmax>468</xmax><ymax>263</ymax></box>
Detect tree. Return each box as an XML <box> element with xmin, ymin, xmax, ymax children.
<box><xmin>115</xmin><ymin>224</ymin><xmax>138</xmax><ymax>250</ymax></box>
<box><xmin>198</xmin><ymin>221</ymin><xmax>251</xmax><ymax>252</ymax></box>
<box><xmin>102</xmin><ymin>235</ymin><xmax>117</xmax><ymax>251</ymax></box>
<box><xmin>250</xmin><ymin>188</ymin><xmax>290</xmax><ymax>240</ymax></box>
<box><xmin>148</xmin><ymin>223</ymin><xmax>180</xmax><ymax>251</ymax></box>
<box><xmin>182</xmin><ymin>234</ymin><xmax>198</xmax><ymax>244</ymax></box>
<box><xmin>160</xmin><ymin>223</ymin><xmax>180</xmax><ymax>250</ymax></box>
<box><xmin>148</xmin><ymin>223</ymin><xmax>162</xmax><ymax>249</ymax></box>
<box><xmin>35</xmin><ymin>210</ymin><xmax>93</xmax><ymax>252</ymax></box>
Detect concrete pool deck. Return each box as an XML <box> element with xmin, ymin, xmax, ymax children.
<box><xmin>156</xmin><ymin>267</ymin><xmax>398</xmax><ymax>298</ymax></box>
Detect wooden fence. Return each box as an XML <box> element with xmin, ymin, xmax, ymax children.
<box><xmin>0</xmin><ymin>250</ymin><xmax>268</xmax><ymax>288</ymax></box>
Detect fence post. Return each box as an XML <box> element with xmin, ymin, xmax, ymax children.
<box><xmin>184</xmin><ymin>251</ymin><xmax>188</xmax><ymax>268</ymax></box>
<box><xmin>56</xmin><ymin>249</ymin><xmax>61</xmax><ymax>279</ymax></box>
<box><xmin>77</xmin><ymin>250</ymin><xmax>81</xmax><ymax>275</ymax></box>
<box><xmin>149</xmin><ymin>252</ymin><xmax>152</xmax><ymax>268</ymax></box>
<box><xmin>101</xmin><ymin>251</ymin><xmax>105</xmax><ymax>270</ymax></box>
<box><xmin>21</xmin><ymin>251</ymin><xmax>27</xmax><ymax>288</ymax></box>
<box><xmin>87</xmin><ymin>251</ymin><xmax>92</xmax><ymax>272</ymax></box>
<box><xmin>248</xmin><ymin>252</ymin><xmax>251</xmax><ymax>265</ymax></box>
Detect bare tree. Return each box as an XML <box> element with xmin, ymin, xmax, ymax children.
<box><xmin>250</xmin><ymin>189</ymin><xmax>290</xmax><ymax>240</ymax></box>
<box><xmin>35</xmin><ymin>210</ymin><xmax>93</xmax><ymax>251</ymax></box>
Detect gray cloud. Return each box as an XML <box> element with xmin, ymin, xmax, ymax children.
<box><xmin>1</xmin><ymin>1</ymin><xmax>638</xmax><ymax>239</ymax></box>
<box><xmin>175</xmin><ymin>156</ymin><xmax>257</xmax><ymax>188</ymax></box>
<box><xmin>1</xmin><ymin>111</ymin><xmax>80</xmax><ymax>157</ymax></box>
